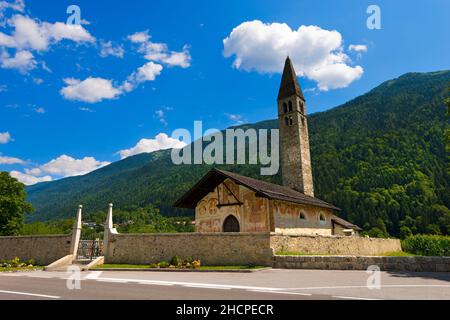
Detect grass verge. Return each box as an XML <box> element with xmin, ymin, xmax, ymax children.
<box><xmin>98</xmin><ymin>264</ymin><xmax>265</xmax><ymax>270</ymax></box>
<box><xmin>0</xmin><ymin>266</ymin><xmax>44</xmax><ymax>272</ymax></box>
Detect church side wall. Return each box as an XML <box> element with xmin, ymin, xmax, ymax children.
<box><xmin>0</xmin><ymin>234</ymin><xmax>72</xmax><ymax>265</ymax></box>
<box><xmin>104</xmin><ymin>232</ymin><xmax>273</xmax><ymax>266</ymax></box>
<box><xmin>271</xmin><ymin>200</ymin><xmax>334</xmax><ymax>236</ymax></box>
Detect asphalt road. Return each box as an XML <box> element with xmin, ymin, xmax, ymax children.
<box><xmin>0</xmin><ymin>268</ymin><xmax>449</xmax><ymax>300</ymax></box>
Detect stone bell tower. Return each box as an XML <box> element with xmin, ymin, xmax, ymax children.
<box><xmin>277</xmin><ymin>56</ymin><xmax>314</xmax><ymax>197</ymax></box>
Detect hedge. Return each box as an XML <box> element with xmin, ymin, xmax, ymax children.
<box><xmin>401</xmin><ymin>235</ymin><xmax>450</xmax><ymax>256</ymax></box>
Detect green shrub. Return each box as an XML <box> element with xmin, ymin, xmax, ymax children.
<box><xmin>170</xmin><ymin>256</ymin><xmax>182</xmax><ymax>267</ymax></box>
<box><xmin>158</xmin><ymin>261</ymin><xmax>170</xmax><ymax>268</ymax></box>
<box><xmin>402</xmin><ymin>235</ymin><xmax>450</xmax><ymax>256</ymax></box>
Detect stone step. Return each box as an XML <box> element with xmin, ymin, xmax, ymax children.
<box><xmin>72</xmin><ymin>259</ymin><xmax>93</xmax><ymax>265</ymax></box>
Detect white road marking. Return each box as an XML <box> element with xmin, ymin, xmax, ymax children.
<box><xmin>138</xmin><ymin>282</ymin><xmax>173</xmax><ymax>286</ymax></box>
<box><xmin>333</xmin><ymin>295</ymin><xmax>383</xmax><ymax>300</ymax></box>
<box><xmin>96</xmin><ymin>279</ymin><xmax>129</xmax><ymax>283</ymax></box>
<box><xmin>185</xmin><ymin>285</ymin><xmax>231</xmax><ymax>290</ymax></box>
<box><xmin>286</xmin><ymin>284</ymin><xmax>450</xmax><ymax>290</ymax></box>
<box><xmin>92</xmin><ymin>277</ymin><xmax>285</xmax><ymax>292</ymax></box>
<box><xmin>249</xmin><ymin>290</ymin><xmax>312</xmax><ymax>296</ymax></box>
<box><xmin>85</xmin><ymin>271</ymin><xmax>103</xmax><ymax>280</ymax></box>
<box><xmin>0</xmin><ymin>290</ymin><xmax>60</xmax><ymax>299</ymax></box>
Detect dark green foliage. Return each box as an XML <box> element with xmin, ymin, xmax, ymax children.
<box><xmin>401</xmin><ymin>234</ymin><xmax>450</xmax><ymax>256</ymax></box>
<box><xmin>0</xmin><ymin>172</ymin><xmax>33</xmax><ymax>235</ymax></box>
<box><xmin>20</xmin><ymin>206</ymin><xmax>194</xmax><ymax>235</ymax></box>
<box><xmin>25</xmin><ymin>71</ymin><xmax>450</xmax><ymax>237</ymax></box>
<box><xmin>20</xmin><ymin>219</ymin><xmax>73</xmax><ymax>235</ymax></box>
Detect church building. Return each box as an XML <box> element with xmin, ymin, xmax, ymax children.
<box><xmin>174</xmin><ymin>57</ymin><xmax>361</xmax><ymax>236</ymax></box>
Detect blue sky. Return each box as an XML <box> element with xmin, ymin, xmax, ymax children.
<box><xmin>0</xmin><ymin>0</ymin><xmax>449</xmax><ymax>185</ymax></box>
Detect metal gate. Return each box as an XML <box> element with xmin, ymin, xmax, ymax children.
<box><xmin>77</xmin><ymin>239</ymin><xmax>103</xmax><ymax>260</ymax></box>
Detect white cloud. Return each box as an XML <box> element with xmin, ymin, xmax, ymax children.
<box><xmin>34</xmin><ymin>106</ymin><xmax>45</xmax><ymax>113</ymax></box>
<box><xmin>0</xmin><ymin>131</ymin><xmax>11</xmax><ymax>143</ymax></box>
<box><xmin>33</xmin><ymin>77</ymin><xmax>43</xmax><ymax>84</ymax></box>
<box><xmin>0</xmin><ymin>49</ymin><xmax>36</xmax><ymax>72</ymax></box>
<box><xmin>61</xmin><ymin>62</ymin><xmax>163</xmax><ymax>103</ymax></box>
<box><xmin>0</xmin><ymin>0</ymin><xmax>24</xmax><ymax>21</ymax></box>
<box><xmin>79</xmin><ymin>106</ymin><xmax>95</xmax><ymax>112</ymax></box>
<box><xmin>225</xmin><ymin>113</ymin><xmax>244</xmax><ymax>124</ymax></box>
<box><xmin>9</xmin><ymin>170</ymin><xmax>52</xmax><ymax>185</ymax></box>
<box><xmin>0</xmin><ymin>155</ymin><xmax>24</xmax><ymax>164</ymax></box>
<box><xmin>0</xmin><ymin>12</ymin><xmax>94</xmax><ymax>72</ymax></box>
<box><xmin>154</xmin><ymin>109</ymin><xmax>167</xmax><ymax>125</ymax></box>
<box><xmin>129</xmin><ymin>30</ymin><xmax>191</xmax><ymax>68</ymax></box>
<box><xmin>0</xmin><ymin>14</ymin><xmax>95</xmax><ymax>51</ymax></box>
<box><xmin>8</xmin><ymin>154</ymin><xmax>109</xmax><ymax>185</ymax></box>
<box><xmin>128</xmin><ymin>30</ymin><xmax>150</xmax><ymax>43</ymax></box>
<box><xmin>26</xmin><ymin>154</ymin><xmax>110</xmax><ymax>177</ymax></box>
<box><xmin>60</xmin><ymin>77</ymin><xmax>122</xmax><ymax>103</ymax></box>
<box><xmin>133</xmin><ymin>61</ymin><xmax>163</xmax><ymax>82</ymax></box>
<box><xmin>99</xmin><ymin>40</ymin><xmax>124</xmax><ymax>58</ymax></box>
<box><xmin>348</xmin><ymin>44</ymin><xmax>368</xmax><ymax>52</ymax></box>
<box><xmin>118</xmin><ymin>133</ymin><xmax>187</xmax><ymax>159</ymax></box>
<box><xmin>223</xmin><ymin>20</ymin><xmax>364</xmax><ymax>91</ymax></box>
<box><xmin>308</xmin><ymin>63</ymin><xmax>363</xmax><ymax>91</ymax></box>
<box><xmin>142</xmin><ymin>43</ymin><xmax>191</xmax><ymax>68</ymax></box>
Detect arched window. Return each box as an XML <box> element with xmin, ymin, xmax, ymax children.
<box><xmin>289</xmin><ymin>116</ymin><xmax>293</xmax><ymax>126</ymax></box>
<box><xmin>301</xmin><ymin>117</ymin><xmax>305</xmax><ymax>127</ymax></box>
<box><xmin>284</xmin><ymin>117</ymin><xmax>289</xmax><ymax>126</ymax></box>
<box><xmin>288</xmin><ymin>101</ymin><xmax>293</xmax><ymax>112</ymax></box>
<box><xmin>283</xmin><ymin>103</ymin><xmax>288</xmax><ymax>114</ymax></box>
<box><xmin>299</xmin><ymin>212</ymin><xmax>307</xmax><ymax>220</ymax></box>
<box><xmin>299</xmin><ymin>101</ymin><xmax>305</xmax><ymax>114</ymax></box>
<box><xmin>319</xmin><ymin>214</ymin><xmax>326</xmax><ymax>225</ymax></box>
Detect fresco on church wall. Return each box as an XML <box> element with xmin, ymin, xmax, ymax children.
<box><xmin>195</xmin><ymin>179</ymin><xmax>269</xmax><ymax>233</ymax></box>
<box><xmin>194</xmin><ymin>179</ymin><xmax>335</xmax><ymax>235</ymax></box>
<box><xmin>242</xmin><ymin>189</ymin><xmax>269</xmax><ymax>232</ymax></box>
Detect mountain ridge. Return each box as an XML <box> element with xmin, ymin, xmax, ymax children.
<box><xmin>24</xmin><ymin>70</ymin><xmax>450</xmax><ymax>237</ymax></box>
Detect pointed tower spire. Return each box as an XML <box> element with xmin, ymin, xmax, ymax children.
<box><xmin>277</xmin><ymin>56</ymin><xmax>314</xmax><ymax>197</ymax></box>
<box><xmin>278</xmin><ymin>56</ymin><xmax>305</xmax><ymax>101</ymax></box>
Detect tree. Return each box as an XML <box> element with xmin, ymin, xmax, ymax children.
<box><xmin>0</xmin><ymin>172</ymin><xmax>33</xmax><ymax>236</ymax></box>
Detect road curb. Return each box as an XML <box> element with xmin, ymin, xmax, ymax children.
<box><xmin>90</xmin><ymin>267</ymin><xmax>272</xmax><ymax>273</ymax></box>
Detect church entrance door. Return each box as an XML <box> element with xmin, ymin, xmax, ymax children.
<box><xmin>223</xmin><ymin>215</ymin><xmax>240</xmax><ymax>232</ymax></box>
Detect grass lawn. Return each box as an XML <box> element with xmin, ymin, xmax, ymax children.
<box><xmin>380</xmin><ymin>251</ymin><xmax>417</xmax><ymax>257</ymax></box>
<box><xmin>0</xmin><ymin>266</ymin><xmax>44</xmax><ymax>272</ymax></box>
<box><xmin>276</xmin><ymin>251</ymin><xmax>331</xmax><ymax>256</ymax></box>
<box><xmin>98</xmin><ymin>264</ymin><xmax>265</xmax><ymax>270</ymax></box>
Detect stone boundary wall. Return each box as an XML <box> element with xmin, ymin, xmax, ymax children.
<box><xmin>273</xmin><ymin>255</ymin><xmax>450</xmax><ymax>272</ymax></box>
<box><xmin>271</xmin><ymin>234</ymin><xmax>401</xmax><ymax>256</ymax></box>
<box><xmin>0</xmin><ymin>234</ymin><xmax>72</xmax><ymax>265</ymax></box>
<box><xmin>104</xmin><ymin>232</ymin><xmax>273</xmax><ymax>266</ymax></box>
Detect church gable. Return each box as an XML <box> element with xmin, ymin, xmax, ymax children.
<box><xmin>195</xmin><ymin>179</ymin><xmax>270</xmax><ymax>233</ymax></box>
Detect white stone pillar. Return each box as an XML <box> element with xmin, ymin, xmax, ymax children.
<box><xmin>70</xmin><ymin>205</ymin><xmax>82</xmax><ymax>256</ymax></box>
<box><xmin>103</xmin><ymin>203</ymin><xmax>118</xmax><ymax>258</ymax></box>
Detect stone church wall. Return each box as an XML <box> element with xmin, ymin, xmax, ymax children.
<box><xmin>273</xmin><ymin>255</ymin><xmax>450</xmax><ymax>272</ymax></box>
<box><xmin>104</xmin><ymin>232</ymin><xmax>273</xmax><ymax>266</ymax></box>
<box><xmin>0</xmin><ymin>234</ymin><xmax>72</xmax><ymax>265</ymax></box>
<box><xmin>271</xmin><ymin>234</ymin><xmax>401</xmax><ymax>256</ymax></box>
<box><xmin>271</xmin><ymin>200</ymin><xmax>334</xmax><ymax>236</ymax></box>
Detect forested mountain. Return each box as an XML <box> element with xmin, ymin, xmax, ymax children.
<box><xmin>24</xmin><ymin>70</ymin><xmax>450</xmax><ymax>237</ymax></box>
